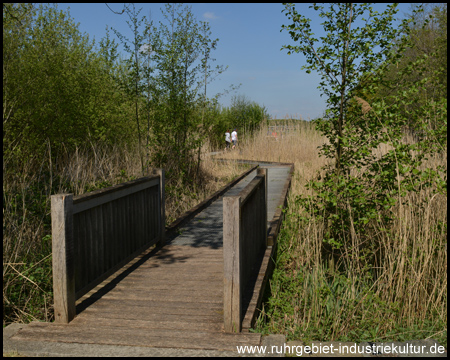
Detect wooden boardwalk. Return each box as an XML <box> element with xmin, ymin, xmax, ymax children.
<box><xmin>11</xmin><ymin>163</ymin><xmax>293</xmax><ymax>352</ymax></box>
<box><xmin>14</xmin><ymin>245</ymin><xmax>260</xmax><ymax>350</ymax></box>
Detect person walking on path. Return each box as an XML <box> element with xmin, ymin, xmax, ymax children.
<box><xmin>225</xmin><ymin>130</ymin><xmax>231</xmax><ymax>150</ymax></box>
<box><xmin>231</xmin><ymin>128</ymin><xmax>238</xmax><ymax>149</ymax></box>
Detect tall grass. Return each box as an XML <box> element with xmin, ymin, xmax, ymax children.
<box><xmin>3</xmin><ymin>141</ymin><xmax>243</xmax><ymax>325</ymax></box>
<box><xmin>224</xmin><ymin>118</ymin><xmax>447</xmax><ymax>347</ymax></box>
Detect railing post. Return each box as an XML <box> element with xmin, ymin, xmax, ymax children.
<box><xmin>257</xmin><ymin>167</ymin><xmax>268</xmax><ymax>246</ymax></box>
<box><xmin>153</xmin><ymin>168</ymin><xmax>166</xmax><ymax>246</ymax></box>
<box><xmin>51</xmin><ymin>194</ymin><xmax>76</xmax><ymax>323</ymax></box>
<box><xmin>223</xmin><ymin>195</ymin><xmax>241</xmax><ymax>333</ymax></box>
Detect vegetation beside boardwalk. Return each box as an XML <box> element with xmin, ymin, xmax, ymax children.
<box><xmin>249</xmin><ymin>3</ymin><xmax>446</xmax><ymax>348</ymax></box>
<box><xmin>228</xmin><ymin>117</ymin><xmax>446</xmax><ymax>347</ymax></box>
<box><xmin>3</xmin><ymin>3</ymin><xmax>446</xmax><ymax>349</ymax></box>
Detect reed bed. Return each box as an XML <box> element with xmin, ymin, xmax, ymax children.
<box><xmin>221</xmin><ymin>119</ymin><xmax>447</xmax><ymax>347</ymax></box>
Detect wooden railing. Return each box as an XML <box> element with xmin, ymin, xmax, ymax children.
<box><xmin>223</xmin><ymin>167</ymin><xmax>267</xmax><ymax>332</ymax></box>
<box><xmin>51</xmin><ymin>169</ymin><xmax>165</xmax><ymax>323</ymax></box>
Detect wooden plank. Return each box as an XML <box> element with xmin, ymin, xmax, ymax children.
<box><xmin>112</xmin><ymin>279</ymin><xmax>223</xmax><ymax>289</ymax></box>
<box><xmin>133</xmin><ymin>192</ymin><xmax>140</xmax><ymax>255</ymax></box>
<box><xmin>96</xmin><ymin>287</ymin><xmax>223</xmax><ymax>300</ymax></box>
<box><xmin>124</xmin><ymin>193</ymin><xmax>131</xmax><ymax>258</ymax></box>
<box><xmin>51</xmin><ymin>194</ymin><xmax>76</xmax><ymax>324</ymax></box>
<box><xmin>152</xmin><ymin>185</ymin><xmax>159</xmax><ymax>242</ymax></box>
<box><xmin>111</xmin><ymin>197</ymin><xmax>119</xmax><ymax>270</ymax></box>
<box><xmin>145</xmin><ymin>250</ymin><xmax>224</xmax><ymax>259</ymax></box>
<box><xmin>132</xmin><ymin>259</ymin><xmax>224</xmax><ymax>268</ymax></box>
<box><xmin>138</xmin><ymin>188</ymin><xmax>145</xmax><ymax>249</ymax></box>
<box><xmin>13</xmin><ymin>323</ymin><xmax>261</xmax><ymax>351</ymax></box>
<box><xmin>118</xmin><ymin>196</ymin><xmax>126</xmax><ymax>266</ymax></box>
<box><xmin>125</xmin><ymin>194</ymin><xmax>131</xmax><ymax>258</ymax></box>
<box><xmin>152</xmin><ymin>168</ymin><xmax>165</xmax><ymax>245</ymax></box>
<box><xmin>86</xmin><ymin>207</ymin><xmax>95</xmax><ymax>286</ymax></box>
<box><xmin>92</xmin><ymin>293</ymin><xmax>223</xmax><ymax>306</ymax></box>
<box><xmin>95</xmin><ymin>289</ymin><xmax>223</xmax><ymax>303</ymax></box>
<box><xmin>101</xmin><ymin>202</ymin><xmax>112</xmax><ymax>274</ymax></box>
<box><xmin>154</xmin><ymin>244</ymin><xmax>223</xmax><ymax>252</ymax></box>
<box><xmin>119</xmin><ymin>268</ymin><xmax>223</xmax><ymax>278</ymax></box>
<box><xmin>131</xmin><ymin>258</ymin><xmax>224</xmax><ymax>268</ymax></box>
<box><xmin>90</xmin><ymin>207</ymin><xmax>99</xmax><ymax>284</ymax></box>
<box><xmin>238</xmin><ymin>176</ymin><xmax>263</xmax><ymax>207</ymax></box>
<box><xmin>81</xmin><ymin>298</ymin><xmax>223</xmax><ymax>311</ymax></box>
<box><xmin>79</xmin><ymin>303</ymin><xmax>223</xmax><ymax>317</ymax></box>
<box><xmin>94</xmin><ymin>262</ymin><xmax>223</xmax><ymax>277</ymax></box>
<box><xmin>96</xmin><ymin>205</ymin><xmax>105</xmax><ymax>280</ymax></box>
<box><xmin>72</xmin><ymin>177</ymin><xmax>159</xmax><ymax>214</ymax></box>
<box><xmin>257</xmin><ymin>167</ymin><xmax>268</xmax><ymax>246</ymax></box>
<box><xmin>72</xmin><ymin>211</ymin><xmax>83</xmax><ymax>296</ymax></box>
<box><xmin>77</xmin><ymin>311</ymin><xmax>222</xmax><ymax>325</ymax></box>
<box><xmin>75</xmin><ymin>210</ymin><xmax>88</xmax><ymax>294</ymax></box>
<box><xmin>132</xmin><ymin>253</ymin><xmax>223</xmax><ymax>269</ymax></box>
<box><xmin>70</xmin><ymin>316</ymin><xmax>224</xmax><ymax>332</ymax></box>
<box><xmin>112</xmin><ymin>276</ymin><xmax>222</xmax><ymax>287</ymax></box>
<box><xmin>80</xmin><ymin>299</ymin><xmax>223</xmax><ymax>315</ymax></box>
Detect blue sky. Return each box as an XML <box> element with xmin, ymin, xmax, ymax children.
<box><xmin>58</xmin><ymin>3</ymin><xmax>414</xmax><ymax>120</ymax></box>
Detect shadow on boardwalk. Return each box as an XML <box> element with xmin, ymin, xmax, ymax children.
<box><xmin>76</xmin><ymin>243</ymin><xmax>192</xmax><ymax>314</ymax></box>
<box><xmin>6</xmin><ymin>162</ymin><xmax>293</xmax><ymax>353</ymax></box>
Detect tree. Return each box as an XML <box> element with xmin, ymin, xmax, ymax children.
<box><xmin>373</xmin><ymin>4</ymin><xmax>447</xmax><ymax>137</ymax></box>
<box><xmin>280</xmin><ymin>3</ymin><xmax>445</xmax><ymax>272</ymax></box>
<box><xmin>111</xmin><ymin>3</ymin><xmax>148</xmax><ymax>174</ymax></box>
<box><xmin>3</xmin><ymin>3</ymin><xmax>134</xmax><ymax>170</ymax></box>
<box><xmin>282</xmin><ymin>3</ymin><xmax>412</xmax><ymax>175</ymax></box>
<box><xmin>146</xmin><ymin>3</ymin><xmax>226</xmax><ymax>183</ymax></box>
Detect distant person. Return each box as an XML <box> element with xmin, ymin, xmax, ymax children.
<box><xmin>231</xmin><ymin>129</ymin><xmax>238</xmax><ymax>149</ymax></box>
<box><xmin>225</xmin><ymin>130</ymin><xmax>231</xmax><ymax>150</ymax></box>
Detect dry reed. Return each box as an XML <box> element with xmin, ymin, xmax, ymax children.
<box><xmin>226</xmin><ymin>119</ymin><xmax>447</xmax><ymax>346</ymax></box>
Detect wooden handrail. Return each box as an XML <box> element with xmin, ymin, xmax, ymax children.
<box><xmin>223</xmin><ymin>167</ymin><xmax>268</xmax><ymax>332</ymax></box>
<box><xmin>51</xmin><ymin>169</ymin><xmax>165</xmax><ymax>324</ymax></box>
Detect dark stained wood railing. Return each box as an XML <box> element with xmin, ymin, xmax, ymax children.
<box><xmin>51</xmin><ymin>169</ymin><xmax>165</xmax><ymax>324</ymax></box>
<box><xmin>223</xmin><ymin>167</ymin><xmax>267</xmax><ymax>332</ymax></box>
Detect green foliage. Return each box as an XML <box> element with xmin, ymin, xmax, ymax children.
<box><xmin>281</xmin><ymin>2</ymin><xmax>446</xmax><ymax>262</ymax></box>
<box><xmin>111</xmin><ymin>3</ymin><xmax>149</xmax><ymax>173</ymax></box>
<box><xmin>111</xmin><ymin>3</ymin><xmax>230</xmax><ymax>183</ymax></box>
<box><xmin>3</xmin><ymin>3</ymin><xmax>137</xmax><ymax>171</ymax></box>
<box><xmin>209</xmin><ymin>95</ymin><xmax>269</xmax><ymax>149</ymax></box>
<box><xmin>374</xmin><ymin>4</ymin><xmax>447</xmax><ymax>137</ymax></box>
<box><xmin>282</xmin><ymin>3</ymin><xmax>414</xmax><ymax>174</ymax></box>
<box><xmin>254</xmin><ymin>2</ymin><xmax>448</xmax><ymax>347</ymax></box>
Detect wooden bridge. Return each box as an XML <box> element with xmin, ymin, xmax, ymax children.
<box><xmin>10</xmin><ymin>161</ymin><xmax>293</xmax><ymax>352</ymax></box>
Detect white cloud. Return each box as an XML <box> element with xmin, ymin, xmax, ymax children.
<box><xmin>203</xmin><ymin>12</ymin><xmax>218</xmax><ymax>20</ymax></box>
